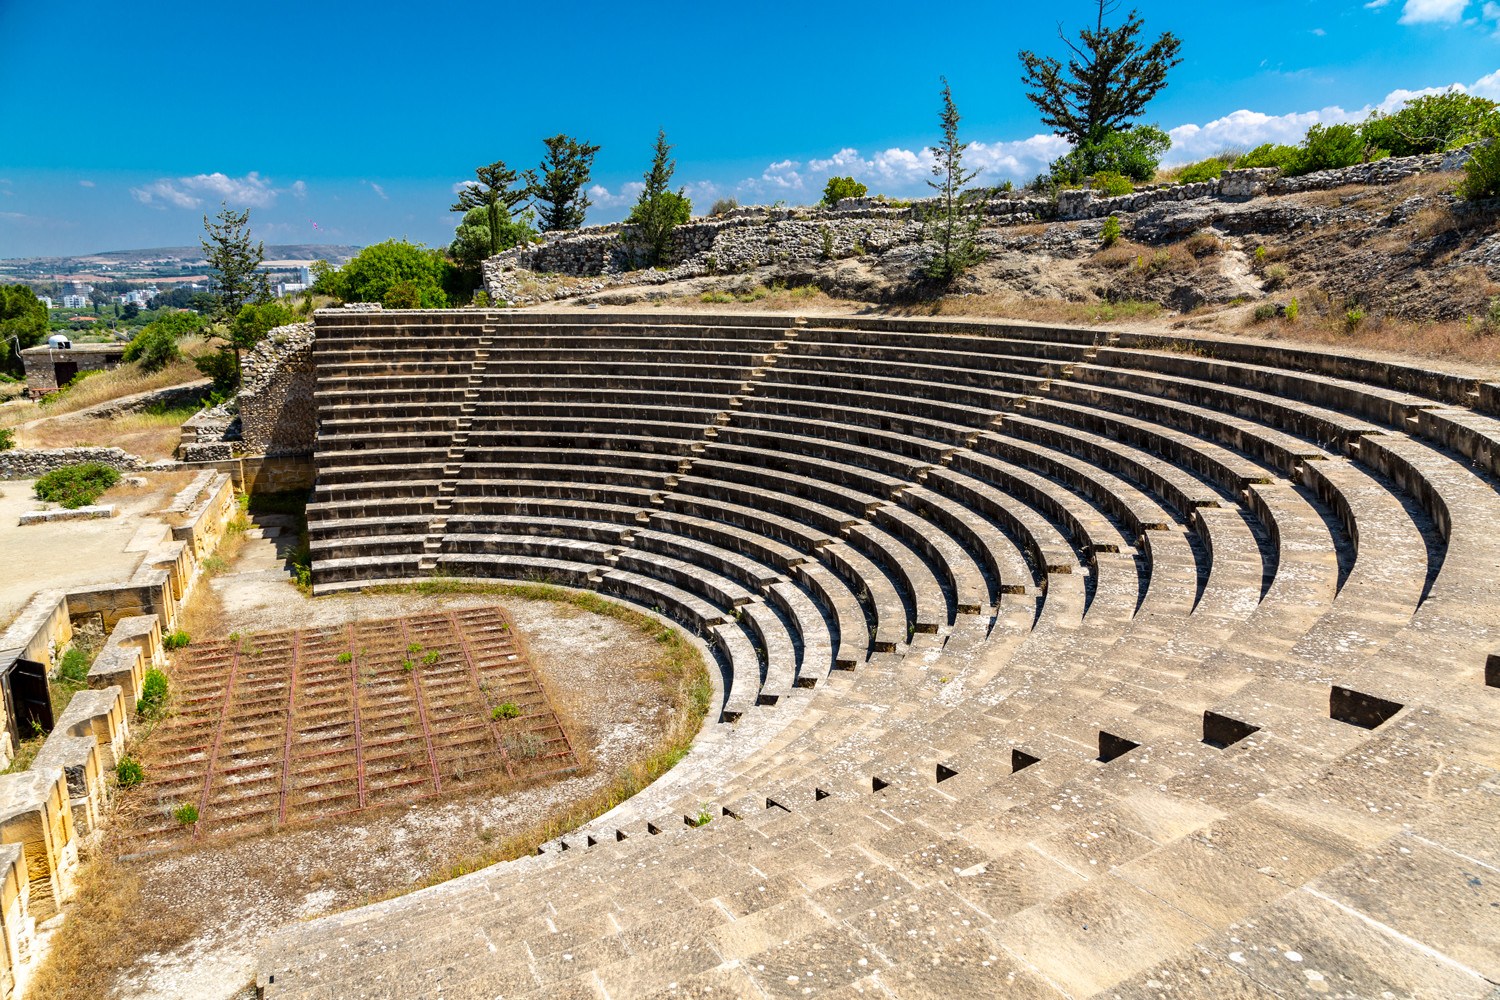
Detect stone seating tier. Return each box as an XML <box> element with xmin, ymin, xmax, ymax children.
<box><xmin>270</xmin><ymin>310</ymin><xmax>1499</xmax><ymax>1000</ymax></box>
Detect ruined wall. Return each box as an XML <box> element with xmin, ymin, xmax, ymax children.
<box><xmin>484</xmin><ymin>148</ymin><xmax>1472</xmax><ymax>301</ymax></box>
<box><xmin>238</xmin><ymin>321</ymin><xmax>316</xmax><ymax>457</ymax></box>
<box><xmin>0</xmin><ymin>447</ymin><xmax>144</xmax><ymax>481</ymax></box>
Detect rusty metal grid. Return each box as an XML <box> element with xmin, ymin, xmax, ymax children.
<box><xmin>118</xmin><ymin>606</ymin><xmax>577</xmax><ymax>852</ymax></box>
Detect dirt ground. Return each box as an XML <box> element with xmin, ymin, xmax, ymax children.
<box><xmin>0</xmin><ymin>469</ymin><xmax>198</xmax><ymax>628</ymax></box>
<box><xmin>63</xmin><ymin>528</ymin><xmax>692</xmax><ymax>1000</ymax></box>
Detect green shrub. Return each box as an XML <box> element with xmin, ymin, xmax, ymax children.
<box><xmin>121</xmin><ymin>323</ymin><xmax>182</xmax><ymax>373</ymax></box>
<box><xmin>1362</xmin><ymin>92</ymin><xmax>1500</xmax><ymax>157</ymax></box>
<box><xmin>821</xmin><ymin>176</ymin><xmax>868</xmax><ymax>207</ymax></box>
<box><xmin>34</xmin><ymin>462</ymin><xmax>120</xmax><ymax>509</ymax></box>
<box><xmin>137</xmin><ymin>667</ymin><xmax>169</xmax><ymax>718</ymax></box>
<box><xmin>1173</xmin><ymin>155</ymin><xmax>1235</xmax><ymax>183</ymax></box>
<box><xmin>491</xmin><ymin>702</ymin><xmax>521</xmax><ymax>720</ymax></box>
<box><xmin>163</xmin><ymin>630</ymin><xmax>190</xmax><ymax>651</ymax></box>
<box><xmin>173</xmin><ymin>802</ymin><xmax>199</xmax><ymax>825</ymax></box>
<box><xmin>708</xmin><ymin>197</ymin><xmax>739</xmax><ymax>217</ymax></box>
<box><xmin>1101</xmin><ymin>216</ymin><xmax>1122</xmax><ymax>248</ymax></box>
<box><xmin>422</xmin><ymin>650</ymin><xmax>439</xmax><ymax>665</ymax></box>
<box><xmin>1344</xmin><ymin>307</ymin><xmax>1366</xmax><ymax>330</ymax></box>
<box><xmin>59</xmin><ymin>647</ymin><xmax>90</xmax><ymax>683</ymax></box>
<box><xmin>0</xmin><ymin>428</ymin><xmax>12</xmax><ymax>451</ymax></box>
<box><xmin>1252</xmin><ymin>303</ymin><xmax>1279</xmax><ymax>323</ymax></box>
<box><xmin>1235</xmin><ymin>143</ymin><xmax>1302</xmax><ymax>172</ymax></box>
<box><xmin>1458</xmin><ymin>139</ymin><xmax>1500</xmax><ymax>201</ymax></box>
<box><xmin>116</xmin><ymin>757</ymin><xmax>145</xmax><ymax>788</ymax></box>
<box><xmin>1286</xmin><ymin>297</ymin><xmax>1301</xmax><ymax>323</ymax></box>
<box><xmin>1092</xmin><ymin>172</ymin><xmax>1134</xmax><ymax>197</ymax></box>
<box><xmin>1292</xmin><ymin>123</ymin><xmax>1372</xmax><ymax>176</ymax></box>
<box><xmin>336</xmin><ymin>651</ymin><xmax>353</xmax><ymax>664</ymax></box>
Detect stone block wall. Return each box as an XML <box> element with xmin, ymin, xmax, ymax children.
<box><xmin>0</xmin><ymin>448</ymin><xmax>144</xmax><ymax>482</ymax></box>
<box><xmin>238</xmin><ymin>322</ymin><xmax>317</xmax><ymax>457</ymax></box>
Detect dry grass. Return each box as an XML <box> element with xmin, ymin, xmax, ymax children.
<box><xmin>15</xmin><ymin>406</ymin><xmax>199</xmax><ymax>461</ymax></box>
<box><xmin>685</xmin><ymin>282</ymin><xmax>836</xmax><ymax>311</ymax></box>
<box><xmin>892</xmin><ymin>293</ymin><xmax>1164</xmax><ymax>328</ymax></box>
<box><xmin>26</xmin><ymin>850</ymin><xmax>197</xmax><ymax>1000</ymax></box>
<box><xmin>1245</xmin><ymin>306</ymin><xmax>1500</xmax><ymax>365</ymax></box>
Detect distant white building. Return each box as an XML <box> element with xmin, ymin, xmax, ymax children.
<box><xmin>38</xmin><ymin>296</ymin><xmax>54</xmax><ymax>310</ymax></box>
<box><xmin>277</xmin><ymin>282</ymin><xmax>309</xmax><ymax>298</ymax></box>
<box><xmin>61</xmin><ymin>294</ymin><xmax>88</xmax><ymax>309</ymax></box>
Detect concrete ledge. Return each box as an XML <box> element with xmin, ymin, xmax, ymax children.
<box><xmin>17</xmin><ymin>506</ymin><xmax>114</xmax><ymax>525</ymax></box>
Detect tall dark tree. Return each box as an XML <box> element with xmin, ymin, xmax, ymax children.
<box><xmin>0</xmin><ymin>284</ymin><xmax>48</xmax><ymax>371</ymax></box>
<box><xmin>626</xmin><ymin>130</ymin><xmax>692</xmax><ymax>268</ymax></box>
<box><xmin>1018</xmin><ymin>0</ymin><xmax>1182</xmax><ymax>149</ymax></box>
<box><xmin>923</xmin><ymin>79</ymin><xmax>985</xmax><ymax>285</ymax></box>
<box><xmin>529</xmin><ymin>134</ymin><xmax>601</xmax><ymax>232</ymax></box>
<box><xmin>199</xmin><ymin>202</ymin><xmax>270</xmax><ymax>385</ymax></box>
<box><xmin>451</xmin><ymin>160</ymin><xmax>530</xmax><ymax>255</ymax></box>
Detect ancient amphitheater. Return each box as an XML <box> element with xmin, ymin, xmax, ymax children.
<box><xmin>251</xmin><ymin>308</ymin><xmax>1498</xmax><ymax>998</ymax></box>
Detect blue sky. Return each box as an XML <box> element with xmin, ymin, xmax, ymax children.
<box><xmin>1</xmin><ymin>0</ymin><xmax>1496</xmax><ymax>258</ymax></box>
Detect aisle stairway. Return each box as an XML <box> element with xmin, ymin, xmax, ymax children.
<box><xmin>259</xmin><ymin>310</ymin><xmax>1500</xmax><ymax>999</ymax></box>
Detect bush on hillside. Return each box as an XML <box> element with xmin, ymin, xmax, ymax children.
<box><xmin>312</xmin><ymin>240</ymin><xmax>452</xmax><ymax>308</ymax></box>
<box><xmin>121</xmin><ymin>323</ymin><xmax>182</xmax><ymax>372</ymax></box>
<box><xmin>1091</xmin><ymin>172</ymin><xmax>1134</xmax><ymax>197</ymax></box>
<box><xmin>1172</xmin><ymin>154</ymin><xmax>1237</xmax><ymax>183</ymax></box>
<box><xmin>34</xmin><ymin>462</ymin><xmax>120</xmax><ymax>509</ymax></box>
<box><xmin>1458</xmin><ymin>138</ymin><xmax>1500</xmax><ymax>201</ymax></box>
<box><xmin>1362</xmin><ymin>92</ymin><xmax>1500</xmax><ymax>157</ymax></box>
<box><xmin>1052</xmin><ymin>124</ymin><xmax>1172</xmax><ymax>184</ymax></box>
<box><xmin>0</xmin><ymin>428</ymin><xmax>13</xmax><ymax>451</ymax></box>
<box><xmin>821</xmin><ymin>176</ymin><xmax>868</xmax><ymax>207</ymax></box>
<box><xmin>1235</xmin><ymin>143</ymin><xmax>1301</xmax><ymax>172</ymax></box>
<box><xmin>1290</xmin><ymin>123</ymin><xmax>1376</xmax><ymax>176</ymax></box>
<box><xmin>708</xmin><ymin>197</ymin><xmax>739</xmax><ymax>216</ymax></box>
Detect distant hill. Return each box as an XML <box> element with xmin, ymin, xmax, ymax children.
<box><xmin>0</xmin><ymin>244</ymin><xmax>361</xmax><ymax>267</ymax></box>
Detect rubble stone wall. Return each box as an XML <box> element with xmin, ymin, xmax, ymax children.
<box><xmin>238</xmin><ymin>322</ymin><xmax>316</xmax><ymax>457</ymax></box>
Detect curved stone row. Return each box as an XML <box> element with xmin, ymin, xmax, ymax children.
<box><xmin>263</xmin><ymin>310</ymin><xmax>1500</xmax><ymax>999</ymax></box>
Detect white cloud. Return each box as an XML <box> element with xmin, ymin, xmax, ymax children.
<box><xmin>129</xmin><ymin>171</ymin><xmax>292</xmax><ymax>210</ymax></box>
<box><xmin>1312</xmin><ymin>27</ymin><xmax>1327</xmax><ymax>35</ymax></box>
<box><xmin>1397</xmin><ymin>0</ymin><xmax>1470</xmax><ymax>23</ymax></box>
<box><xmin>587</xmin><ymin>182</ymin><xmax>645</xmax><ymax>208</ymax></box>
<box><xmin>1366</xmin><ymin>0</ymin><xmax>1392</xmax><ymax>7</ymax></box>
<box><xmin>451</xmin><ymin>180</ymin><xmax>479</xmax><ymax>195</ymax></box>
<box><xmin>290</xmin><ymin>180</ymin><xmax>307</xmax><ymax>199</ymax></box>
<box><xmin>1162</xmin><ymin>70</ymin><xmax>1500</xmax><ymax>163</ymax></box>
<box><xmin>366</xmin><ymin>181</ymin><xmax>388</xmax><ymax>200</ymax></box>
<box><xmin>78</xmin><ymin>180</ymin><xmax>95</xmax><ymax>188</ymax></box>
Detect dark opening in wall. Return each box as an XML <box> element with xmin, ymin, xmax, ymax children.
<box><xmin>815</xmin><ymin>787</ymin><xmax>831</xmax><ymax>801</ymax></box>
<box><xmin>1486</xmin><ymin>653</ymin><xmax>1499</xmax><ymax>689</ymax></box>
<box><xmin>616</xmin><ymin>829</ymin><xmax>628</xmax><ymax>842</ymax></box>
<box><xmin>722</xmin><ymin>805</ymin><xmax>739</xmax><ymax>819</ymax></box>
<box><xmin>1097</xmin><ymin>731</ymin><xmax>1140</xmax><ymax>763</ymax></box>
<box><xmin>1329</xmin><ymin>686</ymin><xmax>1403</xmax><ymax>729</ymax></box>
<box><xmin>936</xmin><ymin>763</ymin><xmax>959</xmax><ymax>783</ymax></box>
<box><xmin>586</xmin><ymin>835</ymin><xmax>598</xmax><ymax>847</ymax></box>
<box><xmin>1202</xmin><ymin>711</ymin><xmax>1260</xmax><ymax>749</ymax></box>
<box><xmin>1012</xmin><ymin>749</ymin><xmax>1040</xmax><ymax>773</ymax></box>
<box><xmin>647</xmin><ymin>822</ymin><xmax>662</xmax><ymax>835</ymax></box>
<box><xmin>872</xmin><ymin>776</ymin><xmax>890</xmax><ymax>792</ymax></box>
<box><xmin>766</xmin><ymin>797</ymin><xmax>790</xmax><ymax>812</ymax></box>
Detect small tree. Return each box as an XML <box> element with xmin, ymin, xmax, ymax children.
<box><xmin>923</xmin><ymin>79</ymin><xmax>986</xmax><ymax>286</ymax></box>
<box><xmin>626</xmin><ymin>130</ymin><xmax>692</xmax><ymax>268</ymax></box>
<box><xmin>530</xmin><ymin>134</ymin><xmax>601</xmax><ymax>232</ymax></box>
<box><xmin>451</xmin><ymin>160</ymin><xmax>531</xmax><ymax>255</ymax></box>
<box><xmin>449</xmin><ymin>206</ymin><xmax>536</xmax><ymax>297</ymax></box>
<box><xmin>200</xmin><ymin>204</ymin><xmax>270</xmax><ymax>386</ymax></box>
<box><xmin>1018</xmin><ymin>1</ymin><xmax>1183</xmax><ymax>150</ymax></box>
<box><xmin>821</xmin><ymin>176</ymin><xmax>868</xmax><ymax>208</ymax></box>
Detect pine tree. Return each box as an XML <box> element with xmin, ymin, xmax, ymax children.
<box><xmin>451</xmin><ymin>160</ymin><xmax>530</xmax><ymax>255</ymax></box>
<box><xmin>530</xmin><ymin>134</ymin><xmax>601</xmax><ymax>232</ymax></box>
<box><xmin>199</xmin><ymin>203</ymin><xmax>270</xmax><ymax>385</ymax></box>
<box><xmin>1018</xmin><ymin>0</ymin><xmax>1182</xmax><ymax>149</ymax></box>
<box><xmin>923</xmin><ymin>79</ymin><xmax>985</xmax><ymax>285</ymax></box>
<box><xmin>626</xmin><ymin>130</ymin><xmax>692</xmax><ymax>268</ymax></box>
